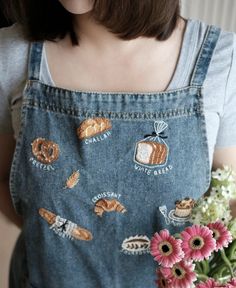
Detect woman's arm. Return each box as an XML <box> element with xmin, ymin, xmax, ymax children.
<box><xmin>213</xmin><ymin>147</ymin><xmax>236</xmax><ymax>218</ymax></box>
<box><xmin>0</xmin><ymin>134</ymin><xmax>23</xmax><ymax>228</ymax></box>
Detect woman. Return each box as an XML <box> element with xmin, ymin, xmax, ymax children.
<box><xmin>0</xmin><ymin>0</ymin><xmax>236</xmax><ymax>287</ymax></box>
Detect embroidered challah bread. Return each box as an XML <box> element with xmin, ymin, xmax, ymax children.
<box><xmin>77</xmin><ymin>117</ymin><xmax>112</xmax><ymax>140</ymax></box>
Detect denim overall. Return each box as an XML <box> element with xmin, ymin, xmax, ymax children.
<box><xmin>9</xmin><ymin>24</ymin><xmax>220</xmax><ymax>288</ymax></box>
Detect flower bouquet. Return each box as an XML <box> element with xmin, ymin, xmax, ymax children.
<box><xmin>150</xmin><ymin>165</ymin><xmax>236</xmax><ymax>288</ymax></box>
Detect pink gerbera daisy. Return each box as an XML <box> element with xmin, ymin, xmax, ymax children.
<box><xmin>207</xmin><ymin>221</ymin><xmax>233</xmax><ymax>252</ymax></box>
<box><xmin>195</xmin><ymin>278</ymin><xmax>223</xmax><ymax>288</ymax></box>
<box><xmin>160</xmin><ymin>259</ymin><xmax>197</xmax><ymax>288</ymax></box>
<box><xmin>150</xmin><ymin>229</ymin><xmax>184</xmax><ymax>267</ymax></box>
<box><xmin>155</xmin><ymin>268</ymin><xmax>172</xmax><ymax>288</ymax></box>
<box><xmin>227</xmin><ymin>277</ymin><xmax>236</xmax><ymax>286</ymax></box>
<box><xmin>180</xmin><ymin>225</ymin><xmax>216</xmax><ymax>261</ymax></box>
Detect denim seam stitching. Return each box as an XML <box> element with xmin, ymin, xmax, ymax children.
<box><xmin>22</xmin><ymin>103</ymin><xmax>202</xmax><ymax>119</ymax></box>
<box><xmin>26</xmin><ymin>79</ymin><xmax>203</xmax><ymax>96</ymax></box>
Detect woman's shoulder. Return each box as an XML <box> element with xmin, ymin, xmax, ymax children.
<box><xmin>0</xmin><ymin>22</ymin><xmax>30</xmax><ymax>67</ymax></box>
<box><xmin>186</xmin><ymin>18</ymin><xmax>235</xmax><ymax>88</ymax></box>
<box><xmin>188</xmin><ymin>18</ymin><xmax>236</xmax><ymax>148</ymax></box>
<box><xmin>0</xmin><ymin>22</ymin><xmax>30</xmax><ymax>91</ymax></box>
<box><xmin>0</xmin><ymin>22</ymin><xmax>29</xmax><ymax>50</ymax></box>
<box><xmin>187</xmin><ymin>17</ymin><xmax>235</xmax><ymax>50</ymax></box>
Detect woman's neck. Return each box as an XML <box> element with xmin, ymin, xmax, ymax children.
<box><xmin>70</xmin><ymin>13</ymin><xmax>186</xmax><ymax>57</ymax></box>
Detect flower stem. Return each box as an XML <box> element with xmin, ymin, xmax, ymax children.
<box><xmin>208</xmin><ymin>263</ymin><xmax>224</xmax><ymax>277</ymax></box>
<box><xmin>208</xmin><ymin>259</ymin><xmax>236</xmax><ymax>277</ymax></box>
<box><xmin>195</xmin><ymin>262</ymin><xmax>203</xmax><ymax>273</ymax></box>
<box><xmin>227</xmin><ymin>239</ymin><xmax>236</xmax><ymax>260</ymax></box>
<box><xmin>220</xmin><ymin>249</ymin><xmax>234</xmax><ymax>278</ymax></box>
<box><xmin>196</xmin><ymin>273</ymin><xmax>209</xmax><ymax>281</ymax></box>
<box><xmin>209</xmin><ymin>251</ymin><xmax>221</xmax><ymax>266</ymax></box>
<box><xmin>201</xmin><ymin>259</ymin><xmax>209</xmax><ymax>274</ymax></box>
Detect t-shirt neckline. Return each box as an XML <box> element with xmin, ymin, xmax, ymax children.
<box><xmin>41</xmin><ymin>18</ymin><xmax>196</xmax><ymax>94</ymax></box>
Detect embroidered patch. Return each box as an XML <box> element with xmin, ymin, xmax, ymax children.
<box><xmin>159</xmin><ymin>197</ymin><xmax>196</xmax><ymax>227</ymax></box>
<box><xmin>77</xmin><ymin>118</ymin><xmax>112</xmax><ymax>144</ymax></box>
<box><xmin>134</xmin><ymin>121</ymin><xmax>173</xmax><ymax>176</ymax></box>
<box><xmin>39</xmin><ymin>208</ymin><xmax>93</xmax><ymax>241</ymax></box>
<box><xmin>63</xmin><ymin>170</ymin><xmax>80</xmax><ymax>189</ymax></box>
<box><xmin>134</xmin><ymin>121</ymin><xmax>169</xmax><ymax>167</ymax></box>
<box><xmin>30</xmin><ymin>138</ymin><xmax>59</xmax><ymax>170</ymax></box>
<box><xmin>94</xmin><ymin>198</ymin><xmax>127</xmax><ymax>217</ymax></box>
<box><xmin>121</xmin><ymin>235</ymin><xmax>150</xmax><ymax>255</ymax></box>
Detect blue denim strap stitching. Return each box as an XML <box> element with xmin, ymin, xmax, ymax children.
<box><xmin>28</xmin><ymin>41</ymin><xmax>44</xmax><ymax>81</ymax></box>
<box><xmin>190</xmin><ymin>24</ymin><xmax>221</xmax><ymax>87</ymax></box>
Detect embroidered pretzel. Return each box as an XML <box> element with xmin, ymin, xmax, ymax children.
<box><xmin>31</xmin><ymin>138</ymin><xmax>60</xmax><ymax>164</ymax></box>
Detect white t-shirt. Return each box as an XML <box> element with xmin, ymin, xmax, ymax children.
<box><xmin>0</xmin><ymin>18</ymin><xmax>236</xmax><ymax>169</ymax></box>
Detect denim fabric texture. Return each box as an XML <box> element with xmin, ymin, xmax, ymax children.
<box><xmin>9</xmin><ymin>24</ymin><xmax>221</xmax><ymax>288</ymax></box>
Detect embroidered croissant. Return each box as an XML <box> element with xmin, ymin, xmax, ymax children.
<box><xmin>94</xmin><ymin>198</ymin><xmax>127</xmax><ymax>217</ymax></box>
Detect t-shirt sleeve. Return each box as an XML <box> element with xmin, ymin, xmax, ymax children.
<box><xmin>0</xmin><ymin>23</ymin><xmax>29</xmax><ymax>135</ymax></box>
<box><xmin>0</xmin><ymin>84</ymin><xmax>14</xmax><ymax>134</ymax></box>
<box><xmin>0</xmin><ymin>28</ymin><xmax>13</xmax><ymax>134</ymax></box>
<box><xmin>215</xmin><ymin>32</ymin><xmax>236</xmax><ymax>148</ymax></box>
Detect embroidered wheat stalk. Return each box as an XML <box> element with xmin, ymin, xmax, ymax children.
<box><xmin>64</xmin><ymin>170</ymin><xmax>80</xmax><ymax>189</ymax></box>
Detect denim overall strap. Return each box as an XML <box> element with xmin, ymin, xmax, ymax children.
<box><xmin>190</xmin><ymin>24</ymin><xmax>221</xmax><ymax>87</ymax></box>
<box><xmin>28</xmin><ymin>41</ymin><xmax>44</xmax><ymax>81</ymax></box>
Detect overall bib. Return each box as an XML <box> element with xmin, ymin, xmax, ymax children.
<box><xmin>9</xmin><ymin>24</ymin><xmax>221</xmax><ymax>288</ymax></box>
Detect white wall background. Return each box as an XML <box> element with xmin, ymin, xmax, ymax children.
<box><xmin>0</xmin><ymin>1</ymin><xmax>235</xmax><ymax>288</ymax></box>
<box><xmin>181</xmin><ymin>0</ymin><xmax>236</xmax><ymax>32</ymax></box>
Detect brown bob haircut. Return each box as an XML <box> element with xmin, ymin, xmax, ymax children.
<box><xmin>3</xmin><ymin>0</ymin><xmax>180</xmax><ymax>46</ymax></box>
